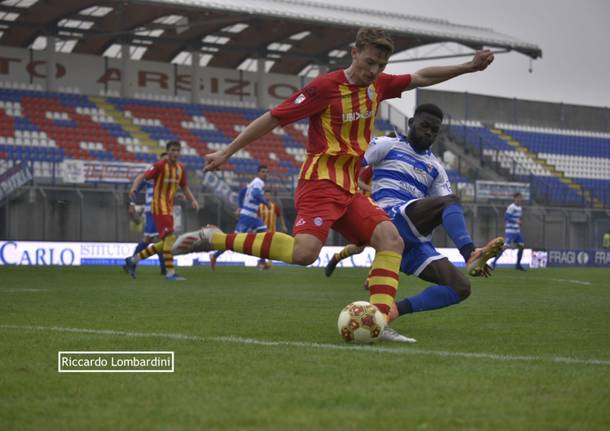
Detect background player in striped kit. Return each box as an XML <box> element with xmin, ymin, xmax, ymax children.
<box><xmin>258</xmin><ymin>190</ymin><xmax>288</xmax><ymax>234</ymax></box>
<box><xmin>192</xmin><ymin>27</ymin><xmax>495</xmax><ymax>322</ymax></box>
<box><xmin>492</xmin><ymin>192</ymin><xmax>526</xmax><ymax>271</ymax></box>
<box><xmin>123</xmin><ymin>141</ymin><xmax>199</xmax><ymax>281</ymax></box>
<box><xmin>129</xmin><ymin>152</ymin><xmax>168</xmax><ymax>276</ymax></box>
<box><xmin>210</xmin><ymin>165</ymin><xmax>271</xmax><ymax>270</ymax></box>
<box><xmin>325</xmin><ymin>104</ymin><xmax>504</xmax><ymax>341</ymax></box>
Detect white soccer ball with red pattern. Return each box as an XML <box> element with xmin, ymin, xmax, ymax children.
<box><xmin>337</xmin><ymin>301</ymin><xmax>385</xmax><ymax>344</ymax></box>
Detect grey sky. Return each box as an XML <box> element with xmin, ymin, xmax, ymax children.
<box><xmin>323</xmin><ymin>0</ymin><xmax>610</xmax><ymax>117</ymax></box>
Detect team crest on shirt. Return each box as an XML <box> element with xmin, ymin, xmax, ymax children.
<box><xmin>295</xmin><ymin>93</ymin><xmax>306</xmax><ymax>105</ymax></box>
<box><xmin>367</xmin><ymin>84</ymin><xmax>377</xmax><ymax>101</ymax></box>
<box><xmin>314</xmin><ymin>217</ymin><xmax>323</xmax><ymax>226</ymax></box>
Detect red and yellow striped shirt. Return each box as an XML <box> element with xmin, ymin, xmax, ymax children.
<box><xmin>258</xmin><ymin>202</ymin><xmax>280</xmax><ymax>233</ymax></box>
<box><xmin>144</xmin><ymin>159</ymin><xmax>187</xmax><ymax>215</ymax></box>
<box><xmin>271</xmin><ymin>70</ymin><xmax>411</xmax><ymax>194</ymax></box>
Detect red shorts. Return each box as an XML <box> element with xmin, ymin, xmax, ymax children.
<box><xmin>293</xmin><ymin>180</ymin><xmax>389</xmax><ymax>245</ymax></box>
<box><xmin>152</xmin><ymin>214</ymin><xmax>174</xmax><ymax>239</ymax></box>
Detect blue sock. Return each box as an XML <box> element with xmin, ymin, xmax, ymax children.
<box><xmin>516</xmin><ymin>247</ymin><xmax>523</xmax><ymax>266</ymax></box>
<box><xmin>134</xmin><ymin>240</ymin><xmax>147</xmax><ymax>255</ymax></box>
<box><xmin>158</xmin><ymin>252</ymin><xmax>167</xmax><ymax>274</ymax></box>
<box><xmin>213</xmin><ymin>250</ymin><xmax>225</xmax><ymax>259</ymax></box>
<box><xmin>442</xmin><ymin>204</ymin><xmax>474</xmax><ymax>261</ymax></box>
<box><xmin>396</xmin><ymin>285</ymin><xmax>461</xmax><ymax>315</ymax></box>
<box><xmin>493</xmin><ymin>249</ymin><xmax>504</xmax><ymax>266</ymax></box>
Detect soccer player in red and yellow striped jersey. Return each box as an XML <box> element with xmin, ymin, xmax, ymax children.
<box><xmin>124</xmin><ymin>141</ymin><xmax>199</xmax><ymax>281</ymax></box>
<box><xmin>257</xmin><ymin>191</ymin><xmax>287</xmax><ymax>234</ymax></box>
<box><xmin>202</xmin><ymin>28</ymin><xmax>494</xmax><ymax>320</ymax></box>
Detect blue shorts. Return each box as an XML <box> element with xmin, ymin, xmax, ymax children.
<box><xmin>387</xmin><ymin>203</ymin><xmax>446</xmax><ymax>276</ymax></box>
<box><xmin>235</xmin><ymin>214</ymin><xmax>267</xmax><ymax>233</ymax></box>
<box><xmin>505</xmin><ymin>232</ymin><xmax>524</xmax><ymax>246</ymax></box>
<box><xmin>143</xmin><ymin>212</ymin><xmax>158</xmax><ymax>238</ymax></box>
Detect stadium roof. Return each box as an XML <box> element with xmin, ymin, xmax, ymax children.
<box><xmin>0</xmin><ymin>0</ymin><xmax>542</xmax><ymax>75</ymax></box>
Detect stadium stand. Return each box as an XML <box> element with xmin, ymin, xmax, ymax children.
<box><xmin>0</xmin><ymin>88</ymin><xmax>397</xmax><ymax>192</ymax></box>
<box><xmin>448</xmin><ymin>121</ymin><xmax>610</xmax><ymax>207</ymax></box>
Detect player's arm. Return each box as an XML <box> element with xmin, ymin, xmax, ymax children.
<box><xmin>252</xmin><ymin>188</ymin><xmax>271</xmax><ymax>208</ymax></box>
<box><xmin>129</xmin><ymin>172</ymin><xmax>146</xmax><ymax>201</ymax></box>
<box><xmin>358</xmin><ymin>166</ymin><xmax>373</xmax><ymax>193</ymax></box>
<box><xmin>204</xmin><ymin>112</ymin><xmax>279</xmax><ymax>171</ymax></box>
<box><xmin>274</xmin><ymin>203</ymin><xmax>288</xmax><ymax>232</ymax></box>
<box><xmin>181</xmin><ymin>184</ymin><xmax>199</xmax><ymax>210</ymax></box>
<box><xmin>279</xmin><ymin>213</ymin><xmax>288</xmax><ymax>233</ymax></box>
<box><xmin>406</xmin><ymin>50</ymin><xmax>494</xmax><ymax>90</ymax></box>
<box><xmin>363</xmin><ymin>137</ymin><xmax>393</xmax><ymax>167</ymax></box>
<box><xmin>429</xmin><ymin>163</ymin><xmax>453</xmax><ymax>197</ymax></box>
<box><xmin>204</xmin><ymin>76</ymin><xmax>330</xmax><ymax>172</ymax></box>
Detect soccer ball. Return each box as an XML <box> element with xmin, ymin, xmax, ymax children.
<box><xmin>337</xmin><ymin>301</ymin><xmax>386</xmax><ymax>344</ymax></box>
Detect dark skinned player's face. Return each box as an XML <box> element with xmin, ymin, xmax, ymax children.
<box><xmin>408</xmin><ymin>112</ymin><xmax>441</xmax><ymax>152</ymax></box>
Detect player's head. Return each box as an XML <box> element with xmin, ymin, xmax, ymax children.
<box><xmin>348</xmin><ymin>28</ymin><xmax>394</xmax><ymax>86</ymax></box>
<box><xmin>264</xmin><ymin>189</ymin><xmax>272</xmax><ymax>200</ymax></box>
<box><xmin>166</xmin><ymin>141</ymin><xmax>181</xmax><ymax>162</ymax></box>
<box><xmin>257</xmin><ymin>164</ymin><xmax>268</xmax><ymax>181</ymax></box>
<box><xmin>513</xmin><ymin>192</ymin><xmax>523</xmax><ymax>205</ymax></box>
<box><xmin>407</xmin><ymin>104</ymin><xmax>444</xmax><ymax>151</ymax></box>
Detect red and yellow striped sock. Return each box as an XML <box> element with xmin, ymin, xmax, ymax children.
<box><xmin>134</xmin><ymin>241</ymin><xmax>162</xmax><ymax>263</ymax></box>
<box><xmin>368</xmin><ymin>250</ymin><xmax>401</xmax><ymax>317</ymax></box>
<box><xmin>334</xmin><ymin>244</ymin><xmax>359</xmax><ymax>261</ymax></box>
<box><xmin>163</xmin><ymin>235</ymin><xmax>176</xmax><ymax>275</ymax></box>
<box><xmin>211</xmin><ymin>232</ymin><xmax>294</xmax><ymax>263</ymax></box>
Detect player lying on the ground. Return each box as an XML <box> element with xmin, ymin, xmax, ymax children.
<box><xmin>324</xmin><ymin>104</ymin><xmax>503</xmax><ymax>341</ymax></box>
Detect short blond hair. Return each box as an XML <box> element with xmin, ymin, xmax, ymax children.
<box><xmin>355</xmin><ymin>28</ymin><xmax>394</xmax><ymax>56</ymax></box>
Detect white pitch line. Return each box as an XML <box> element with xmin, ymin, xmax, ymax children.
<box><xmin>502</xmin><ymin>276</ymin><xmax>592</xmax><ymax>286</ymax></box>
<box><xmin>0</xmin><ymin>288</ymin><xmax>48</xmax><ymax>292</ymax></box>
<box><xmin>1</xmin><ymin>324</ymin><xmax>609</xmax><ymax>366</ymax></box>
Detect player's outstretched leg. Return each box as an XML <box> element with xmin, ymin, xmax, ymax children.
<box><xmin>174</xmin><ymin>225</ymin><xmax>296</xmax><ymax>264</ymax></box>
<box><xmin>466</xmin><ymin>236</ymin><xmax>504</xmax><ymax>277</ymax></box>
<box><xmin>390</xmin><ymin>258</ymin><xmax>470</xmax><ymax>321</ymax></box>
<box><xmin>325</xmin><ymin>244</ymin><xmax>365</xmax><ymax>277</ymax></box>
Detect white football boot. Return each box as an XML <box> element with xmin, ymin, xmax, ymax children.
<box><xmin>380</xmin><ymin>326</ymin><xmax>417</xmax><ymax>343</ymax></box>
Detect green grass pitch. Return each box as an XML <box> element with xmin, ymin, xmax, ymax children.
<box><xmin>1</xmin><ymin>265</ymin><xmax>609</xmax><ymax>430</ymax></box>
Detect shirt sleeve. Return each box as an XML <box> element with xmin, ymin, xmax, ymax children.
<box><xmin>270</xmin><ymin>75</ymin><xmax>331</xmax><ymax>126</ymax></box>
<box><xmin>363</xmin><ymin>137</ymin><xmax>393</xmax><ymax>167</ymax></box>
<box><xmin>377</xmin><ymin>73</ymin><xmax>412</xmax><ymax>101</ymax></box>
<box><xmin>143</xmin><ymin>160</ymin><xmax>163</xmax><ymax>180</ymax></box>
<box><xmin>429</xmin><ymin>164</ymin><xmax>453</xmax><ymax>197</ymax></box>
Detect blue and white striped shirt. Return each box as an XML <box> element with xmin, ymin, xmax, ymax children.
<box><xmin>240</xmin><ymin>177</ymin><xmax>268</xmax><ymax>219</ymax></box>
<box><xmin>505</xmin><ymin>203</ymin><xmax>522</xmax><ymax>234</ymax></box>
<box><xmin>135</xmin><ymin>173</ymin><xmax>154</xmax><ymax>214</ymax></box>
<box><xmin>363</xmin><ymin>134</ymin><xmax>452</xmax><ymax>210</ymax></box>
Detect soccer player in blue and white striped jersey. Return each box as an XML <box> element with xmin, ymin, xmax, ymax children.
<box><xmin>325</xmin><ymin>104</ymin><xmax>504</xmax><ymax>342</ymax></box>
<box><xmin>492</xmin><ymin>192</ymin><xmax>526</xmax><ymax>271</ymax></box>
<box><xmin>210</xmin><ymin>165</ymin><xmax>271</xmax><ymax>270</ymax></box>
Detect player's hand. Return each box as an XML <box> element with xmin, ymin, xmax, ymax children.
<box><xmin>204</xmin><ymin>151</ymin><xmax>229</xmax><ymax>172</ymax></box>
<box><xmin>128</xmin><ymin>189</ymin><xmax>136</xmax><ymax>201</ymax></box>
<box><xmin>191</xmin><ymin>199</ymin><xmax>200</xmax><ymax>211</ymax></box>
<box><xmin>470</xmin><ymin>49</ymin><xmax>494</xmax><ymax>72</ymax></box>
